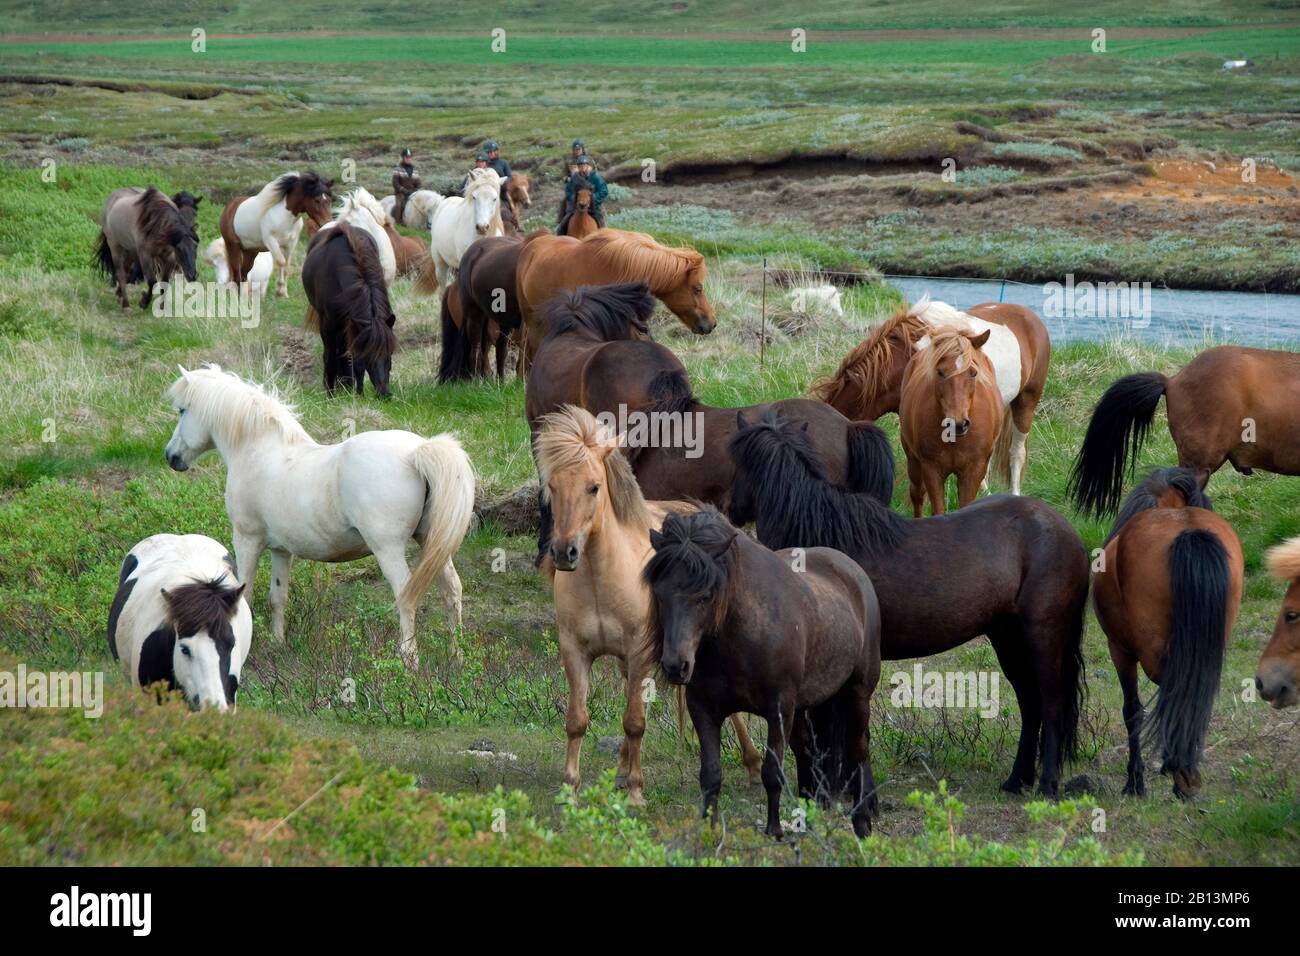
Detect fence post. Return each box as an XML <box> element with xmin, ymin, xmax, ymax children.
<box><xmin>761</xmin><ymin>256</ymin><xmax>767</xmax><ymax>368</ymax></box>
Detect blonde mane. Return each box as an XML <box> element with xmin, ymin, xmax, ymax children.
<box><xmin>336</xmin><ymin>187</ymin><xmax>389</xmax><ymax>228</ymax></box>
<box><xmin>582</xmin><ymin>229</ymin><xmax>702</xmax><ymax>292</ymax></box>
<box><xmin>534</xmin><ymin>405</ymin><xmax>650</xmax><ymax>532</ymax></box>
<box><xmin>169</xmin><ymin>364</ymin><xmax>314</xmax><ymax>450</ymax></box>
<box><xmin>812</xmin><ymin>304</ymin><xmax>931</xmax><ymax>405</ymax></box>
<box><xmin>1267</xmin><ymin>536</ymin><xmax>1300</xmax><ymax>581</ymax></box>
<box><xmin>907</xmin><ymin>326</ymin><xmax>995</xmax><ymax>389</ymax></box>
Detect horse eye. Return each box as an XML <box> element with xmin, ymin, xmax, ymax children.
<box><xmin>588</xmin><ymin>484</ymin><xmax>599</xmax><ymax>496</ymax></box>
<box><xmin>968</xmin><ymin>368</ymin><xmax>977</xmax><ymax>378</ymax></box>
<box><xmin>1287</xmin><ymin>610</ymin><xmax>1299</xmax><ymax>624</ymax></box>
<box><xmin>180</xmin><ymin>645</ymin><xmax>192</xmax><ymax>657</ymax></box>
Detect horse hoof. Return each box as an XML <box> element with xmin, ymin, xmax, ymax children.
<box><xmin>999</xmin><ymin>777</ymin><xmax>1028</xmax><ymax>795</ymax></box>
<box><xmin>1122</xmin><ymin>780</ymin><xmax>1146</xmax><ymax>797</ymax></box>
<box><xmin>626</xmin><ymin>790</ymin><xmax>646</xmax><ymax>808</ymax></box>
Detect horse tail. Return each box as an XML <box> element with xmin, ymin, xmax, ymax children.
<box><xmin>1068</xmin><ymin>372</ymin><xmax>1168</xmax><ymax>517</ymax></box>
<box><xmin>340</xmin><ymin>227</ymin><xmax>397</xmax><ymax>369</ymax></box>
<box><xmin>304</xmin><ymin>304</ymin><xmax>320</xmax><ymax>333</ymax></box>
<box><xmin>846</xmin><ymin>420</ymin><xmax>895</xmax><ymax>505</ymax></box>
<box><xmin>1147</xmin><ymin>528</ymin><xmax>1228</xmax><ymax>785</ymax></box>
<box><xmin>992</xmin><ymin>403</ymin><xmax>1014</xmax><ymax>485</ymax></box>
<box><xmin>93</xmin><ymin>231</ymin><xmax>115</xmax><ymax>280</ymax></box>
<box><xmin>438</xmin><ymin>288</ymin><xmax>471</xmax><ymax>383</ymax></box>
<box><xmin>400</xmin><ymin>434</ymin><xmax>476</xmax><ymax>616</ymax></box>
<box><xmin>1059</xmin><ymin>580</ymin><xmax>1088</xmax><ymax>764</ymax></box>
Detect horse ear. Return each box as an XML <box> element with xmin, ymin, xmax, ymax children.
<box><xmin>220</xmin><ymin>583</ymin><xmax>246</xmax><ymax>613</ymax></box>
<box><xmin>649</xmin><ymin>528</ymin><xmax>667</xmax><ymax>551</ymax></box>
<box><xmin>736</xmin><ymin>410</ymin><xmax>749</xmax><ymax>430</ymax></box>
<box><xmin>176</xmin><ymin>364</ymin><xmax>190</xmax><ymax>379</ymax></box>
<box><xmin>594</xmin><ymin>429</ymin><xmax>621</xmax><ymax>460</ymax></box>
<box><xmin>704</xmin><ymin>526</ymin><xmax>740</xmax><ymax>557</ymax></box>
<box><xmin>968</xmin><ymin>329</ymin><xmax>991</xmax><ymax>350</ymax></box>
<box><xmin>800</xmin><ymin>421</ymin><xmax>810</xmax><ymax>433</ymax></box>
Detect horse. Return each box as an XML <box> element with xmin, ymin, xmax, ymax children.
<box><xmin>524</xmin><ymin>283</ymin><xmax>894</xmax><ymax>561</ymax></box>
<box><xmin>535</xmin><ymin>407</ymin><xmax>763</xmax><ymax>805</ymax></box>
<box><xmin>1069</xmin><ymin>347</ymin><xmax>1300</xmax><ymax>517</ymax></box>
<box><xmin>163</xmin><ymin>365</ymin><xmax>474</xmax><ymax>669</ymax></box>
<box><xmin>562</xmin><ymin>183</ymin><xmax>599</xmax><ymax>239</ymax></box>
<box><xmin>107</xmin><ymin>533</ymin><xmax>252</xmax><ymax>712</ymax></box>
<box><xmin>382</xmin><ymin>221</ymin><xmax>431</xmax><ymax>278</ymax></box>
<box><xmin>205</xmin><ymin>238</ymin><xmax>272</xmax><ymax>302</ymax></box>
<box><xmin>814</xmin><ymin>297</ymin><xmax>1050</xmax><ymax>496</ymax></box>
<box><xmin>219</xmin><ymin>171</ymin><xmax>333</xmax><ymax>297</ymax></box>
<box><xmin>644</xmin><ymin>508</ymin><xmax>883</xmax><ymax>838</ymax></box>
<box><xmin>1091</xmin><ymin>467</ymin><xmax>1243</xmax><ymax>799</ymax></box>
<box><xmin>302</xmin><ymin>223</ymin><xmax>398</xmax><ymax>398</ymax></box>
<box><xmin>419</xmin><ymin>168</ymin><xmax>504</xmax><ymax>295</ymax></box>
<box><xmin>315</xmin><ymin>188</ymin><xmax>396</xmax><ymax>284</ymax></box>
<box><xmin>95</xmin><ymin>186</ymin><xmax>199</xmax><ymax>309</ymax></box>
<box><xmin>504</xmin><ymin>171</ymin><xmax>532</xmax><ymax>232</ymax></box>
<box><xmin>1258</xmin><ymin>537</ymin><xmax>1300</xmax><ymax>709</ymax></box>
<box><xmin>727</xmin><ymin>410</ymin><xmax>1089</xmax><ymax>797</ymax></box>
<box><xmin>899</xmin><ymin>326</ymin><xmax>1005</xmax><ymax>515</ymax></box>
<box><xmin>516</xmin><ymin>229</ymin><xmax>716</xmax><ymax>370</ymax></box>
<box><xmin>380</xmin><ymin>188</ymin><xmax>444</xmax><ymax>230</ymax></box>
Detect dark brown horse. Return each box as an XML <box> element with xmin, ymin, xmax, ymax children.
<box><xmin>728</xmin><ymin>411</ymin><xmax>1089</xmax><ymax>796</ymax></box>
<box><xmin>1258</xmin><ymin>537</ymin><xmax>1300</xmax><ymax>710</ymax></box>
<box><xmin>1092</xmin><ymin>467</ymin><xmax>1243</xmax><ymax>798</ymax></box>
<box><xmin>95</xmin><ymin>186</ymin><xmax>200</xmax><ymax>309</ymax></box>
<box><xmin>645</xmin><ymin>508</ymin><xmax>882</xmax><ymax>838</ymax></box>
<box><xmin>1070</xmin><ymin>347</ymin><xmax>1300</xmax><ymax>517</ymax></box>
<box><xmin>302</xmin><ymin>223</ymin><xmax>397</xmax><ymax>397</ymax></box>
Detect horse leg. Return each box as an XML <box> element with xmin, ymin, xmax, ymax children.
<box><xmin>494</xmin><ymin>332</ymin><xmax>507</xmax><ymax>381</ymax></box>
<box><xmin>730</xmin><ymin>713</ymin><xmax>764</xmax><ymax>784</ymax></box>
<box><xmin>956</xmin><ymin>462</ymin><xmax>983</xmax><ymax>509</ymax></box>
<box><xmin>989</xmin><ymin>622</ymin><xmax>1041</xmax><ymax>793</ymax></box>
<box><xmin>561</xmin><ymin>644</ymin><xmax>594</xmax><ymax>791</ymax></box>
<box><xmin>264</xmin><ymin>234</ymin><xmax>288</xmax><ymax>297</ymax></box>
<box><xmin>232</xmin><ymin>533</ymin><xmax>267</xmax><ymax>635</ymax></box>
<box><xmin>687</xmin><ymin>693</ymin><xmax>724</xmax><ymax>825</ymax></box>
<box><xmin>905</xmin><ymin>454</ymin><xmax>926</xmax><ymax>518</ymax></box>
<box><xmin>844</xmin><ymin>679</ymin><xmax>878</xmax><ymax>837</ymax></box>
<box><xmin>435</xmin><ymin>560</ymin><xmax>464</xmax><ymax>666</ymax></box>
<box><xmin>618</xmin><ymin>652</ymin><xmax>651</xmax><ymax>806</ymax></box>
<box><xmin>136</xmin><ymin>253</ymin><xmax>157</xmax><ymax>310</ymax></box>
<box><xmin>762</xmin><ymin>700</ymin><xmax>794</xmax><ymax>838</ymax></box>
<box><xmin>1009</xmin><ymin>398</ymin><xmax>1038</xmax><ymax>496</ymax></box>
<box><xmin>372</xmin><ymin>543</ymin><xmax>419</xmax><ymax>670</ymax></box>
<box><xmin>268</xmin><ymin>549</ymin><xmax>292</xmax><ymax>643</ymax></box>
<box><xmin>922</xmin><ymin>465</ymin><xmax>947</xmax><ymax>517</ymax></box>
<box><xmin>112</xmin><ymin>255</ymin><xmax>132</xmax><ymax>309</ymax></box>
<box><xmin>1110</xmin><ymin>644</ymin><xmax>1146</xmax><ymax>796</ymax></box>
<box><xmin>790</xmin><ymin>710</ymin><xmax>816</xmax><ymax>800</ymax></box>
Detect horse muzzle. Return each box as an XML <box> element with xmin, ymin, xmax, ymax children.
<box><xmin>1257</xmin><ymin>667</ymin><xmax>1298</xmax><ymax>709</ymax></box>
<box><xmin>693</xmin><ymin>315</ymin><xmax>716</xmax><ymax>335</ymax></box>
<box><xmin>661</xmin><ymin>656</ymin><xmax>694</xmax><ymax>685</ymax></box>
<box><xmin>166</xmin><ymin>451</ymin><xmax>189</xmax><ymax>472</ymax></box>
<box><xmin>476</xmin><ymin>223</ymin><xmax>490</xmax><ymax>235</ymax></box>
<box><xmin>550</xmin><ymin>541</ymin><xmax>582</xmax><ymax>572</ymax></box>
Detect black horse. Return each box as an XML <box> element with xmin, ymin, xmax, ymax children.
<box><xmin>728</xmin><ymin>410</ymin><xmax>1090</xmax><ymax>797</ymax></box>
<box><xmin>302</xmin><ymin>223</ymin><xmax>397</xmax><ymax>397</ymax></box>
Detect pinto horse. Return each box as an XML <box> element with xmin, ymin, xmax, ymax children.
<box><xmin>95</xmin><ymin>186</ymin><xmax>199</xmax><ymax>309</ymax></box>
<box><xmin>1093</xmin><ymin>467</ymin><xmax>1243</xmax><ymax>798</ymax></box>
<box><xmin>728</xmin><ymin>410</ymin><xmax>1089</xmax><ymax>796</ymax></box>
<box><xmin>219</xmin><ymin>171</ymin><xmax>333</xmax><ymax>297</ymax></box>
<box><xmin>302</xmin><ymin>223</ymin><xmax>398</xmax><ymax>397</ymax></box>
<box><xmin>815</xmin><ymin>297</ymin><xmax>1050</xmax><ymax>495</ymax></box>
<box><xmin>645</xmin><ymin>508</ymin><xmax>883</xmax><ymax>838</ymax></box>
<box><xmin>164</xmin><ymin>365</ymin><xmax>474</xmax><ymax>670</ymax></box>
<box><xmin>534</xmin><ymin>407</ymin><xmax>763</xmax><ymax>805</ymax></box>
<box><xmin>563</xmin><ymin>183</ymin><xmax>600</xmax><ymax>239</ymax></box>
<box><xmin>516</xmin><ymin>229</ymin><xmax>716</xmax><ymax>369</ymax></box>
<box><xmin>899</xmin><ymin>327</ymin><xmax>1005</xmax><ymax>515</ymax></box>
<box><xmin>1070</xmin><ymin>347</ymin><xmax>1300</xmax><ymax>517</ymax></box>
<box><xmin>1259</xmin><ymin>537</ymin><xmax>1300</xmax><ymax>709</ymax></box>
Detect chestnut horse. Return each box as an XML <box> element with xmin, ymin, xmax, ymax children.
<box><xmin>728</xmin><ymin>411</ymin><xmax>1089</xmax><ymax>797</ymax></box>
<box><xmin>644</xmin><ymin>508</ymin><xmax>883</xmax><ymax>838</ymax></box>
<box><xmin>535</xmin><ymin>407</ymin><xmax>763</xmax><ymax>805</ymax></box>
<box><xmin>219</xmin><ymin>172</ymin><xmax>333</xmax><ymax>296</ymax></box>
<box><xmin>1070</xmin><ymin>347</ymin><xmax>1300</xmax><ymax>517</ymax></box>
<box><xmin>382</xmin><ymin>222</ymin><xmax>430</xmax><ymax>278</ymax></box>
<box><xmin>563</xmin><ymin>184</ymin><xmax>599</xmax><ymax>239</ymax></box>
<box><xmin>899</xmin><ymin>327</ymin><xmax>1005</xmax><ymax>515</ymax></box>
<box><xmin>504</xmin><ymin>171</ymin><xmax>532</xmax><ymax>232</ymax></box>
<box><xmin>1258</xmin><ymin>537</ymin><xmax>1300</xmax><ymax>709</ymax></box>
<box><xmin>815</xmin><ymin>298</ymin><xmax>1050</xmax><ymax>495</ymax></box>
<box><xmin>1092</xmin><ymin>467</ymin><xmax>1243</xmax><ymax>798</ymax></box>
<box><xmin>516</xmin><ymin>229</ymin><xmax>716</xmax><ymax>369</ymax></box>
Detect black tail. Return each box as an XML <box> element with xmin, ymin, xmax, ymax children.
<box><xmin>438</xmin><ymin>287</ymin><xmax>471</xmax><ymax>383</ymax></box>
<box><xmin>93</xmin><ymin>232</ymin><xmax>115</xmax><ymax>281</ymax></box>
<box><xmin>846</xmin><ymin>421</ymin><xmax>895</xmax><ymax>505</ymax></box>
<box><xmin>1147</xmin><ymin>528</ymin><xmax>1228</xmax><ymax>780</ymax></box>
<box><xmin>1059</xmin><ymin>587</ymin><xmax>1088</xmax><ymax>764</ymax></box>
<box><xmin>1068</xmin><ymin>372</ymin><xmax>1168</xmax><ymax>518</ymax></box>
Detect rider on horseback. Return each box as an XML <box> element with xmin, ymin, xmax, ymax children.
<box><xmin>558</xmin><ymin>155</ymin><xmax>608</xmax><ymax>234</ymax></box>
<box><xmin>482</xmin><ymin>140</ymin><xmax>519</xmax><ymax>230</ymax></box>
<box><xmin>391</xmin><ymin>147</ymin><xmax>421</xmax><ymax>225</ymax></box>
<box><xmin>557</xmin><ymin>139</ymin><xmax>591</xmax><ymax>220</ymax></box>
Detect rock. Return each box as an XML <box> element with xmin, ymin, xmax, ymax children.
<box><xmin>596</xmin><ymin>736</ymin><xmax>623</xmax><ymax>756</ymax></box>
<box><xmin>471</xmin><ymin>738</ymin><xmax>497</xmax><ymax>753</ymax></box>
<box><xmin>1063</xmin><ymin>774</ymin><xmax>1105</xmax><ymax>796</ymax></box>
<box><xmin>475</xmin><ymin>481</ymin><xmax>539</xmax><ymax>535</ymax></box>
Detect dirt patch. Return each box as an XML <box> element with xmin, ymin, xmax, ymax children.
<box><xmin>278</xmin><ymin>324</ymin><xmax>317</xmax><ymax>386</ymax></box>
<box><xmin>609</xmin><ymin>153</ymin><xmax>944</xmax><ymax>186</ymax></box>
<box><xmin>1096</xmin><ymin>158</ymin><xmax>1300</xmax><ymax>208</ymax></box>
<box><xmin>0</xmin><ymin>74</ymin><xmax>241</xmax><ymax>99</ymax></box>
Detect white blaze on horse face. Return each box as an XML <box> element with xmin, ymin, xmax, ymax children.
<box><xmin>172</xmin><ymin>634</ymin><xmax>229</xmax><ymax>712</ymax></box>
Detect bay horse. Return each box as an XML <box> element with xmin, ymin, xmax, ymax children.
<box><xmin>164</xmin><ymin>365</ymin><xmax>474</xmax><ymax>669</ymax></box>
<box><xmin>727</xmin><ymin>410</ymin><xmax>1089</xmax><ymax>796</ymax></box>
<box><xmin>95</xmin><ymin>186</ymin><xmax>199</xmax><ymax>309</ymax></box>
<box><xmin>516</xmin><ymin>229</ymin><xmax>716</xmax><ymax>370</ymax></box>
<box><xmin>302</xmin><ymin>223</ymin><xmax>398</xmax><ymax>398</ymax></box>
<box><xmin>899</xmin><ymin>326</ymin><xmax>1005</xmax><ymax>515</ymax></box>
<box><xmin>645</xmin><ymin>508</ymin><xmax>883</xmax><ymax>838</ymax></box>
<box><xmin>535</xmin><ymin>407</ymin><xmax>763</xmax><ymax>805</ymax></box>
<box><xmin>1258</xmin><ymin>537</ymin><xmax>1300</xmax><ymax>709</ymax></box>
<box><xmin>219</xmin><ymin>171</ymin><xmax>333</xmax><ymax>297</ymax></box>
<box><xmin>1069</xmin><ymin>346</ymin><xmax>1300</xmax><ymax>517</ymax></box>
<box><xmin>814</xmin><ymin>297</ymin><xmax>1050</xmax><ymax>495</ymax></box>
<box><xmin>1092</xmin><ymin>467</ymin><xmax>1243</xmax><ymax>798</ymax></box>
<box><xmin>563</xmin><ymin>183</ymin><xmax>599</xmax><ymax>239</ymax></box>
<box><xmin>108</xmin><ymin>533</ymin><xmax>251</xmax><ymax>712</ymax></box>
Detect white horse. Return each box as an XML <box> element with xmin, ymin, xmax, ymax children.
<box><xmin>205</xmin><ymin>238</ymin><xmax>272</xmax><ymax>302</ymax></box>
<box><xmin>221</xmin><ymin>171</ymin><xmax>333</xmax><ymax>297</ymax></box>
<box><xmin>380</xmin><ymin>189</ymin><xmax>445</xmax><ymax>230</ymax></box>
<box><xmin>426</xmin><ymin>168</ymin><xmax>503</xmax><ymax>292</ymax></box>
<box><xmin>316</xmin><ymin>188</ymin><xmax>397</xmax><ymax>284</ymax></box>
<box><xmin>163</xmin><ymin>364</ymin><xmax>475</xmax><ymax>669</ymax></box>
<box><xmin>108</xmin><ymin>533</ymin><xmax>252</xmax><ymax>712</ymax></box>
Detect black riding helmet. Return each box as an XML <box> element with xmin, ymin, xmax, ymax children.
<box><xmin>483</xmin><ymin>140</ymin><xmax>500</xmax><ymax>153</ymax></box>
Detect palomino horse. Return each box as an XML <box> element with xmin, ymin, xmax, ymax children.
<box><xmin>302</xmin><ymin>223</ymin><xmax>398</xmax><ymax>397</ymax></box>
<box><xmin>381</xmin><ymin>189</ymin><xmax>444</xmax><ymax>230</ymax></box>
<box><xmin>563</xmin><ymin>184</ymin><xmax>599</xmax><ymax>239</ymax></box>
<box><xmin>645</xmin><ymin>508</ymin><xmax>883</xmax><ymax>838</ymax></box>
<box><xmin>728</xmin><ymin>411</ymin><xmax>1089</xmax><ymax>796</ymax></box>
<box><xmin>95</xmin><ymin>186</ymin><xmax>199</xmax><ymax>309</ymax></box>
<box><xmin>1258</xmin><ymin>537</ymin><xmax>1300</xmax><ymax>709</ymax></box>
<box><xmin>1070</xmin><ymin>347</ymin><xmax>1300</xmax><ymax>517</ymax></box>
<box><xmin>107</xmin><ymin>533</ymin><xmax>252</xmax><ymax>712</ymax></box>
<box><xmin>899</xmin><ymin>327</ymin><xmax>1005</xmax><ymax>515</ymax></box>
<box><xmin>535</xmin><ymin>407</ymin><xmax>763</xmax><ymax>805</ymax></box>
<box><xmin>219</xmin><ymin>171</ymin><xmax>333</xmax><ymax>296</ymax></box>
<box><xmin>814</xmin><ymin>297</ymin><xmax>1050</xmax><ymax>495</ymax></box>
<box><xmin>516</xmin><ymin>229</ymin><xmax>716</xmax><ymax>369</ymax></box>
<box><xmin>316</xmin><ymin>188</ymin><xmax>396</xmax><ymax>284</ymax></box>
<box><xmin>1092</xmin><ymin>467</ymin><xmax>1243</xmax><ymax>799</ymax></box>
<box><xmin>418</xmin><ymin>168</ymin><xmax>504</xmax><ymax>294</ymax></box>
<box><xmin>163</xmin><ymin>365</ymin><xmax>474</xmax><ymax>669</ymax></box>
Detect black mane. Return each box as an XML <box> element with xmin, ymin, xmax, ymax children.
<box><xmin>542</xmin><ymin>281</ymin><xmax>655</xmax><ymax>342</ymax></box>
<box><xmin>642</xmin><ymin>508</ymin><xmax>739</xmax><ymax>659</ymax></box>
<box><xmin>1106</xmin><ymin>466</ymin><xmax>1213</xmax><ymax>543</ymax></box>
<box><xmin>164</xmin><ymin>576</ymin><xmax>242</xmax><ymax>649</ymax></box>
<box><xmin>272</xmin><ymin>171</ymin><xmax>333</xmax><ymax>202</ymax></box>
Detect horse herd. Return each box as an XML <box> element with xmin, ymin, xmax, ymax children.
<box><xmin>90</xmin><ymin>167</ymin><xmax>1300</xmax><ymax>838</ymax></box>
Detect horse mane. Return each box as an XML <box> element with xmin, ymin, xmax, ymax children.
<box><xmin>171</xmin><ymin>191</ymin><xmax>200</xmax><ymax>218</ymax></box>
<box><xmin>642</xmin><ymin>508</ymin><xmax>740</xmax><ymax>660</ymax></box>
<box><xmin>534</xmin><ymin>405</ymin><xmax>651</xmax><ymax>532</ymax></box>
<box><xmin>136</xmin><ymin>186</ymin><xmax>193</xmax><ymax>244</ymax></box>
<box><xmin>729</xmin><ymin>409</ymin><xmax>905</xmax><ymax>558</ymax></box>
<box><xmin>168</xmin><ymin>364</ymin><xmax>314</xmax><ymax>450</ymax></box>
<box><xmin>582</xmin><ymin>230</ymin><xmax>703</xmax><ymax>292</ymax></box>
<box><xmin>341</xmin><ymin>187</ymin><xmax>389</xmax><ymax>227</ymax></box>
<box><xmin>811</xmin><ymin>303</ymin><xmax>930</xmax><ymax>406</ymax></box>
<box><xmin>905</xmin><ymin>325</ymin><xmax>995</xmax><ymax>391</ymax></box>
<box><xmin>542</xmin><ymin>281</ymin><xmax>656</xmax><ymax>342</ymax></box>
<box><xmin>332</xmin><ymin>224</ymin><xmax>397</xmax><ymax>368</ymax></box>
<box><xmin>1106</xmin><ymin>466</ymin><xmax>1213</xmax><ymax>543</ymax></box>
<box><xmin>164</xmin><ymin>576</ymin><xmax>242</xmax><ymax>647</ymax></box>
<box><xmin>1267</xmin><ymin>536</ymin><xmax>1300</xmax><ymax>582</ymax></box>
